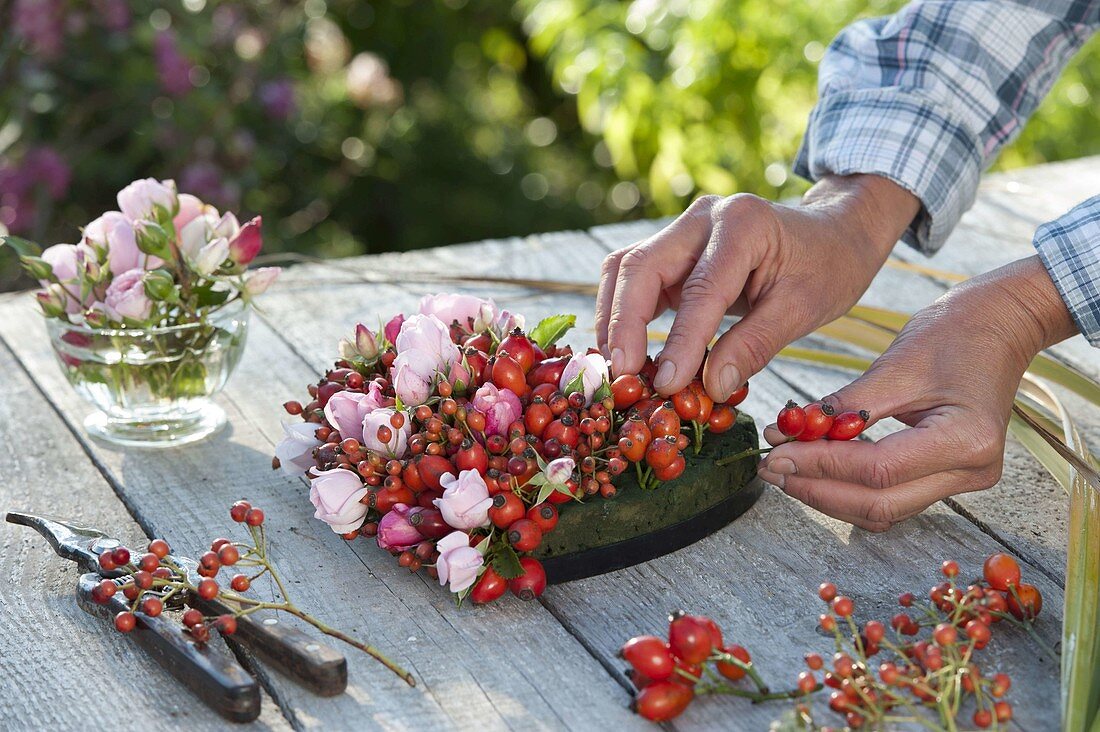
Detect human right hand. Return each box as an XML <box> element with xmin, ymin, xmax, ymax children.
<box><xmin>595</xmin><ymin>175</ymin><xmax>920</xmax><ymax>401</ymax></box>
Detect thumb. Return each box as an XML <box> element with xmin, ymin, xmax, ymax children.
<box><xmin>820</xmin><ymin>361</ymin><xmax>916</xmax><ymax>428</ymax></box>
<box><xmin>702</xmin><ymin>297</ymin><xmax>795</xmax><ymax>402</ymax></box>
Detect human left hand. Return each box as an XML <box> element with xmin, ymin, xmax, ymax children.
<box><xmin>757</xmin><ymin>256</ymin><xmax>1079</xmax><ymax>531</ymax></box>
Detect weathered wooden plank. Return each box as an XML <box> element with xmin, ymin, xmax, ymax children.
<box><xmin>0</xmin><ymin>293</ymin><xmax>646</xmax><ymax>732</ymax></box>
<box><xmin>0</xmin><ymin>340</ymin><xmax>291</xmax><ymax>731</ymax></box>
<box><xmin>257</xmin><ymin>230</ymin><xmax>1060</xmax><ymax>729</ymax></box>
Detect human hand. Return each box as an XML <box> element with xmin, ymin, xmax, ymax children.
<box><xmin>595</xmin><ymin>175</ymin><xmax>919</xmax><ymax>402</ymax></box>
<box><xmin>758</xmin><ymin>256</ymin><xmax>1080</xmax><ymax>531</ymax></box>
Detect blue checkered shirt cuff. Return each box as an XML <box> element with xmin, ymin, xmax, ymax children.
<box><xmin>1034</xmin><ymin>197</ymin><xmax>1100</xmax><ymax>346</ymax></box>
<box><xmin>794</xmin><ymin>90</ymin><xmax>981</xmax><ymax>255</ymax></box>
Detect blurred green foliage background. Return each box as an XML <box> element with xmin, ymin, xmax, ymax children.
<box><xmin>2</xmin><ymin>0</ymin><xmax>1097</xmax><ymax>290</ymax></box>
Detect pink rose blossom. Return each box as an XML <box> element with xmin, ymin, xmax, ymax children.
<box><xmin>383</xmin><ymin>314</ymin><xmax>404</xmax><ymax>344</ymax></box>
<box><xmin>433</xmin><ymin>469</ymin><xmax>492</xmax><ymax>530</ymax></box>
<box><xmin>354</xmin><ymin>324</ymin><xmax>378</xmax><ymax>359</ymax></box>
<box><xmin>376</xmin><ymin>503</ymin><xmax>422</xmax><ymax>552</ymax></box>
<box><xmin>471</xmin><ymin>383</ymin><xmax>522</xmax><ymax>437</ymax></box>
<box><xmin>395</xmin><ymin>314</ymin><xmax>460</xmax><ymax>366</ymax></box>
<box><xmin>83</xmin><ymin>211</ymin><xmax>159</xmax><ymax>275</ymax></box>
<box><xmin>324</xmin><ymin>387</ymin><xmax>384</xmax><ymax>438</ymax></box>
<box><xmin>229</xmin><ymin>216</ymin><xmax>262</xmax><ymax>264</ymax></box>
<box><xmin>275</xmin><ymin>422</ymin><xmax>322</xmax><ymax>476</ymax></box>
<box><xmin>117</xmin><ymin>178</ymin><xmax>176</xmax><ymax>221</ymax></box>
<box><xmin>544</xmin><ymin>457</ymin><xmax>576</xmax><ymax>485</ymax></box>
<box><xmin>391</xmin><ymin>349</ymin><xmax>435</xmax><ymax>406</ymax></box>
<box><xmin>559</xmin><ymin>352</ymin><xmax>610</xmax><ymax>406</ymax></box>
<box><xmin>243</xmin><ymin>267</ymin><xmax>280</xmax><ymax>296</ymax></box>
<box><xmin>447</xmin><ymin>358</ymin><xmax>473</xmax><ymax>392</ymax></box>
<box><xmin>418</xmin><ymin>293</ymin><xmax>496</xmax><ymax>331</ymax></box>
<box><xmin>103</xmin><ymin>268</ymin><xmax>152</xmax><ymax>322</ymax></box>
<box><xmin>173</xmin><ymin>193</ymin><xmax>207</xmax><ymax>233</ymax></box>
<box><xmin>40</xmin><ymin>243</ymin><xmax>95</xmax><ymax>313</ymax></box>
<box><xmin>435</xmin><ymin>531</ymin><xmax>484</xmax><ymax>594</ymax></box>
<box><xmin>309</xmin><ymin>468</ymin><xmax>369</xmax><ymax>534</ymax></box>
<box><xmin>362</xmin><ymin>407</ymin><xmax>412</xmax><ymax>457</ymax></box>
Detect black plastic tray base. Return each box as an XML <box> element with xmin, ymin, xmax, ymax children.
<box><xmin>542</xmin><ymin>477</ymin><xmax>765</xmax><ymax>584</ymax></box>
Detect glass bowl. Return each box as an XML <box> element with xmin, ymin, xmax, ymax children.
<box><xmin>46</xmin><ymin>299</ymin><xmax>249</xmax><ymax>447</ymax></box>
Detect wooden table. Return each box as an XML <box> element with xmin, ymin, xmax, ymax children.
<box><xmin>2</xmin><ymin>157</ymin><xmax>1097</xmax><ymax>731</ymax></box>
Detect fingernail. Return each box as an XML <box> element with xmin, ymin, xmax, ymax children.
<box><xmin>653</xmin><ymin>360</ymin><xmax>677</xmax><ymax>391</ymax></box>
<box><xmin>719</xmin><ymin>364</ymin><xmax>741</xmax><ymax>400</ymax></box>
<box><xmin>759</xmin><ymin>467</ymin><xmax>785</xmax><ymax>489</ymax></box>
<box><xmin>769</xmin><ymin>457</ymin><xmax>796</xmax><ymax>476</ymax></box>
<box><xmin>610</xmin><ymin>348</ymin><xmax>625</xmax><ymax>376</ymax></box>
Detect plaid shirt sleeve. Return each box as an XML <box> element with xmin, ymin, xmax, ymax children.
<box><xmin>794</xmin><ymin>0</ymin><xmax>1099</xmax><ymax>343</ymax></box>
<box><xmin>1034</xmin><ymin>197</ymin><xmax>1100</xmax><ymax>346</ymax></box>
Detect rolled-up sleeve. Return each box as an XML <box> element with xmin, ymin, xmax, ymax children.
<box><xmin>1034</xmin><ymin>197</ymin><xmax>1100</xmax><ymax>346</ymax></box>
<box><xmin>795</xmin><ymin>1</ymin><xmax>1098</xmax><ymax>253</ymax></box>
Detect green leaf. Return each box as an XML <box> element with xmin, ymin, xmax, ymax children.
<box><xmin>592</xmin><ymin>378</ymin><xmax>611</xmax><ymax>403</ymax></box>
<box><xmin>535</xmin><ymin>482</ymin><xmax>555</xmax><ymax>505</ymax></box>
<box><xmin>193</xmin><ymin>283</ymin><xmax>230</xmax><ymax>309</ymax></box>
<box><xmin>562</xmin><ymin>369</ymin><xmax>585</xmax><ymax>397</ymax></box>
<box><xmin>473</xmin><ymin>531</ymin><xmax>492</xmax><ymax>555</ymax></box>
<box><xmin>1</xmin><ymin>235</ymin><xmax>42</xmax><ymax>257</ymax></box>
<box><xmin>529</xmin><ymin>314</ymin><xmax>576</xmax><ymax>350</ymax></box>
<box><xmin>526</xmin><ymin>473</ymin><xmax>548</xmax><ymax>487</ymax></box>
<box><xmin>491</xmin><ymin>544</ymin><xmax>525</xmax><ymax>580</ymax></box>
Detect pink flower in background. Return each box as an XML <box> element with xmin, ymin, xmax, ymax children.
<box><xmin>180</xmin><ymin>162</ymin><xmax>236</xmax><ymax>210</ymax></box>
<box><xmin>117</xmin><ymin>178</ymin><xmax>176</xmax><ymax>221</ymax></box>
<box><xmin>243</xmin><ymin>266</ymin><xmax>280</xmax><ymax>296</ymax></box>
<box><xmin>259</xmin><ymin>78</ymin><xmax>296</xmax><ymax>120</ymax></box>
<box><xmin>275</xmin><ymin>422</ymin><xmax>322</xmax><ymax>476</ymax></box>
<box><xmin>471</xmin><ymin>383</ymin><xmax>521</xmax><ymax>437</ymax></box>
<box><xmin>434</xmin><ymin>469</ymin><xmax>492</xmax><ymax>530</ymax></box>
<box><xmin>559</xmin><ymin>352</ymin><xmax>610</xmax><ymax>406</ymax></box>
<box><xmin>23</xmin><ymin>148</ymin><xmax>71</xmax><ymax>199</ymax></box>
<box><xmin>324</xmin><ymin>387</ymin><xmax>383</xmax><ymax>438</ymax></box>
<box><xmin>435</xmin><ymin>531</ymin><xmax>484</xmax><ymax>593</ymax></box>
<box><xmin>229</xmin><ymin>216</ymin><xmax>262</xmax><ymax>264</ymax></box>
<box><xmin>309</xmin><ymin>468</ymin><xmax>369</xmax><ymax>534</ymax></box>
<box><xmin>154</xmin><ymin>31</ymin><xmax>193</xmax><ymax>98</ymax></box>
<box><xmin>418</xmin><ymin>293</ymin><xmax>496</xmax><ymax>331</ymax></box>
<box><xmin>376</xmin><ymin>504</ymin><xmax>421</xmax><ymax>552</ymax></box>
<box><xmin>13</xmin><ymin>0</ymin><xmax>64</xmax><ymax>61</ymax></box>
<box><xmin>0</xmin><ymin>147</ymin><xmax>72</xmax><ymax>234</ymax></box>
<box><xmin>362</xmin><ymin>408</ymin><xmax>411</xmax><ymax>457</ymax></box>
<box><xmin>92</xmin><ymin>0</ymin><xmax>131</xmax><ymax>32</ymax></box>
<box><xmin>103</xmin><ymin>268</ymin><xmax>152</xmax><ymax>321</ymax></box>
<box><xmin>383</xmin><ymin>314</ymin><xmax>404</xmax><ymax>344</ymax></box>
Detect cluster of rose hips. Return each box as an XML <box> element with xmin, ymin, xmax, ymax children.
<box><xmin>622</xmin><ymin>553</ymin><xmax>1042</xmax><ymax>728</ymax></box>
<box><xmin>776</xmin><ymin>400</ymin><xmax>869</xmax><ymax>442</ymax></box>
<box><xmin>280</xmin><ymin>321</ymin><xmax>744</xmax><ymax>604</ymax></box>
<box><xmin>89</xmin><ymin>501</ymin><xmax>414</xmax><ymax>684</ymax></box>
<box><xmin>89</xmin><ymin>501</ymin><xmax>268</xmax><ymax>642</ymax></box>
<box><xmin>621</xmin><ymin>611</ymin><xmax>804</xmax><ymax>722</ymax></box>
<box><xmin>610</xmin><ymin>360</ymin><xmax>744</xmax><ymax>489</ymax></box>
<box><xmin>803</xmin><ymin>553</ymin><xmax>1039</xmax><ymax>729</ymax></box>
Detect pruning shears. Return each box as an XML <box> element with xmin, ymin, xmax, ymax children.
<box><xmin>6</xmin><ymin>511</ymin><xmax>347</xmax><ymax>723</ymax></box>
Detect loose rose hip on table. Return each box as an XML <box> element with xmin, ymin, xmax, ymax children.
<box><xmin>274</xmin><ymin>294</ymin><xmax>761</xmax><ymax>604</ymax></box>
